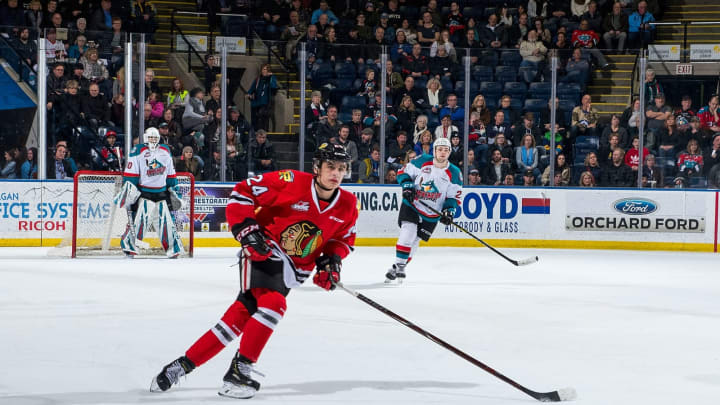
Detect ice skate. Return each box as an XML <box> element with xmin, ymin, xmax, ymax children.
<box><xmin>218</xmin><ymin>352</ymin><xmax>261</xmax><ymax>399</ymax></box>
<box><xmin>385</xmin><ymin>264</ymin><xmax>406</xmax><ymax>284</ymax></box>
<box><xmin>150</xmin><ymin>355</ymin><xmax>195</xmax><ymax>392</ymax></box>
<box><xmin>120</xmin><ymin>229</ymin><xmax>139</xmax><ymax>257</ymax></box>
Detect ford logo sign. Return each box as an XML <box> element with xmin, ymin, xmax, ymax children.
<box><xmin>613</xmin><ymin>198</ymin><xmax>659</xmax><ymax>215</ymax></box>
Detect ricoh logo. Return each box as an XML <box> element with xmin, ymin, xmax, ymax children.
<box><xmin>613</xmin><ymin>198</ymin><xmax>658</xmax><ymax>215</ymax></box>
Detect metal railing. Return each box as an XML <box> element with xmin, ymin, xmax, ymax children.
<box><xmin>0</xmin><ymin>34</ymin><xmax>37</xmax><ymax>90</ymax></box>
<box><xmin>649</xmin><ymin>20</ymin><xmax>720</xmax><ymax>63</ymax></box>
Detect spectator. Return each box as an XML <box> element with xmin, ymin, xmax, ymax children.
<box><xmin>45</xmin><ymin>28</ymin><xmax>67</xmax><ymax>60</ymax></box>
<box><xmin>521</xmin><ymin>169</ymin><xmax>536</xmax><ymax>186</ymax></box>
<box><xmin>571</xmin><ymin>94</ymin><xmax>599</xmax><ymax>139</ymax></box>
<box><xmin>384</xmin><ymin>60</ymin><xmax>404</xmax><ymax>94</ymax></box>
<box><xmin>396</xmin><ymin>95</ymin><xmax>418</xmax><ymax>133</ymax></box>
<box><xmin>204</xmin><ymin>148</ymin><xmax>234</xmax><ymax>181</ymax></box>
<box><xmin>480</xmin><ymin>13</ymin><xmax>505</xmax><ymax>49</ymax></box>
<box><xmin>249</xmin><ymin>130</ymin><xmax>275</xmax><ymax>174</ymax></box>
<box><xmin>110</xmin><ymin>94</ymin><xmax>125</xmax><ymax>126</ymax></box>
<box><xmin>0</xmin><ymin>149</ymin><xmax>20</xmax><ymax>179</ymax></box>
<box><xmin>675</xmin><ymin>95</ymin><xmax>696</xmax><ymax>122</ymax></box>
<box><xmin>363</xmin><ymin>94</ymin><xmax>398</xmax><ymax>136</ymax></box>
<box><xmin>601</xmin><ymin>148</ymin><xmax>634</xmax><ymax>187</ymax></box>
<box><xmin>385</xmin><ymin>168</ymin><xmax>398</xmax><ymax>184</ymax></box>
<box><xmin>468</xmin><ymin>111</ymin><xmax>488</xmax><ymax>150</ymax></box>
<box><xmin>601</xmin><ymin>114</ymin><xmax>629</xmax><ymax>148</ymax></box>
<box><xmin>225</xmin><ymin>127</ymin><xmax>248</xmax><ymax>180</ymax></box>
<box><xmin>377</xmin><ymin>13</ymin><xmax>396</xmax><ymax>43</ymax></box>
<box><xmin>182</xmin><ymin>88</ymin><xmax>213</xmax><ymax>149</ymax></box>
<box><xmin>552</xmin><ymin>31</ymin><xmax>572</xmax><ymax>65</ymax></box>
<box><xmin>13</xmin><ymin>28</ymin><xmax>37</xmax><ymax>68</ymax></box>
<box><xmin>227</xmin><ymin>107</ymin><xmax>251</xmax><ymax>146</ymax></box>
<box><xmin>358</xmin><ymin>68</ymin><xmax>377</xmax><ymax>100</ymax></box>
<box><xmin>684</xmin><ymin>116</ymin><xmax>707</xmax><ymax>148</ymax></box>
<box><xmin>247</xmin><ymin>64</ymin><xmax>278</xmax><ymax>131</ymax></box>
<box><xmin>703</xmin><ymin>135</ymin><xmax>720</xmax><ymax>175</ymax></box>
<box><xmin>468</xmin><ymin>168</ymin><xmax>482</xmax><ymax>185</ymax></box>
<box><xmin>412</xmin><ymin>115</ymin><xmax>429</xmax><ymax>144</ymax></box>
<box><xmin>205</xmin><ymin>85</ymin><xmax>221</xmax><ymax>114</ymax></box>
<box><xmin>565</xmin><ymin>48</ymin><xmax>590</xmax><ymax>83</ymax></box>
<box><xmin>602</xmin><ymin>2</ymin><xmax>628</xmax><ymax>52</ymax></box>
<box><xmin>90</xmin><ymin>0</ymin><xmax>112</xmax><ymax>31</ymax></box>
<box><xmin>288</xmin><ymin>0</ymin><xmax>310</xmax><ymax>25</ymax></box>
<box><xmin>203</xmin><ymin>54</ymin><xmax>221</xmax><ymax>92</ymax></box>
<box><xmin>319</xmin><ymin>27</ymin><xmax>343</xmax><ymax>64</ymax></box>
<box><xmin>448</xmin><ymin>133</ymin><xmax>463</xmax><ymax>167</ymax></box>
<box><xmin>698</xmin><ymin>95</ymin><xmax>720</xmax><ymax>139</ymax></box>
<box><xmin>646</xmin><ymin>93</ymin><xmax>672</xmax><ymax>149</ymax></box>
<box><xmin>142</xmin><ymin>68</ymin><xmax>161</xmax><ymax>97</ymax></box>
<box><xmin>532</xmin><ymin>18</ymin><xmax>553</xmax><ymax>46</ymax></box>
<box><xmin>261</xmin><ymin>0</ymin><xmax>289</xmax><ymax>39</ymax></box>
<box><xmin>160</xmin><ymin>116</ymin><xmax>183</xmax><ymax>155</ymax></box>
<box><xmin>439</xmin><ymin>93</ymin><xmax>465</xmax><ymax>125</ymax></box>
<box><xmin>80</xmin><ymin>48</ymin><xmax>109</xmax><ymax>99</ymax></box>
<box><xmin>0</xmin><ymin>0</ymin><xmax>24</xmax><ymax>31</ymax></box>
<box><xmin>541</xmin><ymin>98</ymin><xmax>569</xmax><ymax>137</ymax></box>
<box><xmin>578</xmin><ymin>170</ymin><xmax>596</xmax><ymax>187</ymax></box>
<box><xmin>657</xmin><ymin>115</ymin><xmax>682</xmax><ymax>161</ymax></box>
<box><xmin>92</xmin><ymin>130</ymin><xmax>122</xmax><ymax>171</ymax></box>
<box><xmin>643</xmin><ymin>154</ymin><xmax>662</xmax><ymax>187</ymax></box>
<box><xmin>305</xmin><ymin>90</ymin><xmax>326</xmax><ymax>133</ymax></box>
<box><xmin>175</xmin><ymin>146</ymin><xmax>203</xmax><ymax>178</ymax></box>
<box><xmin>429</xmin><ymin>46</ymin><xmax>455</xmax><ymax>85</ymax></box>
<box><xmin>43</xmin><ymin>0</ymin><xmax>58</xmax><ymax>26</ymax></box>
<box><xmin>498</xmin><ymin>95</ymin><xmax>521</xmax><ymax>130</ymax></box>
<box><xmin>316</xmin><ymin>105</ymin><xmax>342</xmax><ymax>145</ymax></box>
<box><xmin>444</xmin><ymin>1</ymin><xmax>465</xmax><ymax>40</ymax></box>
<box><xmin>48</xmin><ymin>144</ymin><xmax>74</xmax><ymax>179</ymax></box>
<box><xmin>354</xmin><ymin>12</ymin><xmax>372</xmax><ymax>42</ymax></box>
<box><xmin>21</xmin><ymin>147</ymin><xmax>38</xmax><ymax>179</ymax></box>
<box><xmin>81</xmin><ymin>83</ymin><xmax>111</xmax><ymax>130</ymax></box>
<box><xmin>598</xmin><ymin>133</ymin><xmax>621</xmax><ymax>167</ymax></box>
<box><xmin>430</xmin><ymin>29</ymin><xmax>456</xmax><ymax>61</ymax></box>
<box><xmin>68</xmin><ymin>63</ymin><xmax>90</xmax><ymax>96</ymax></box>
<box><xmin>458</xmin><ymin>27</ymin><xmax>484</xmax><ymax>64</ymax></box>
<box><xmin>357</xmin><ymin>128</ymin><xmax>375</xmax><ymax>160</ymax></box>
<box><xmin>358</xmin><ymin>145</ymin><xmax>381</xmax><ymax>183</ymax></box>
<box><xmin>622</xmin><ymin>98</ymin><xmax>642</xmax><ymax>139</ymax></box>
<box><xmin>167</xmin><ymin>78</ymin><xmax>189</xmax><ymax>113</ymax></box>
<box><xmin>644</xmin><ymin>69</ymin><xmax>663</xmax><ymax>102</ymax></box>
<box><xmin>347</xmin><ymin>108</ymin><xmax>365</xmax><ymax>144</ymax></box>
<box><xmin>68</xmin><ymin>34</ymin><xmax>89</xmax><ymax>60</ymax></box>
<box><xmin>470</xmin><ymin>94</ymin><xmax>492</xmax><ymax>126</ymax></box>
<box><xmin>402</xmin><ymin>43</ymin><xmax>430</xmax><ymax>79</ymax></box>
<box><xmin>147</xmin><ymin>91</ymin><xmax>165</xmax><ymax>120</ymax></box>
<box><xmin>435</xmin><ymin>114</ymin><xmax>459</xmax><ymax>140</ymax></box>
<box><xmin>414</xmin><ymin>130</ymin><xmax>434</xmax><ymax>156</ymax></box>
<box><xmin>519</xmin><ymin>30</ymin><xmax>547</xmax><ymax>70</ymax></box>
<box><xmin>421</xmin><ymin>77</ymin><xmax>445</xmax><ymax>117</ymax></box>
<box><xmin>281</xmin><ymin>10</ymin><xmax>307</xmax><ymax>61</ymax></box>
<box><xmin>571</xmin><ymin>0</ymin><xmax>590</xmax><ymax>21</ymax></box>
<box><xmin>417</xmin><ymin>11</ymin><xmax>440</xmax><ymax>46</ymax></box>
<box><xmin>502</xmin><ymin>173</ymin><xmax>516</xmax><ymax>186</ymax></box>
<box><xmin>580</xmin><ymin>151</ymin><xmax>603</xmax><ymax>183</ymax></box>
<box><xmin>571</xmin><ymin>19</ymin><xmax>609</xmax><ymax>69</ymax></box>
<box><xmin>393</xmin><ymin>76</ymin><xmax>424</xmax><ymax>110</ymax></box>
<box><xmin>364</xmin><ymin>26</ymin><xmax>388</xmax><ymax>63</ymax></box>
<box><xmin>25</xmin><ymin>0</ymin><xmax>44</xmax><ymax>30</ymax></box>
<box><xmin>624</xmin><ymin>135</ymin><xmax>650</xmax><ymax>171</ymax></box>
<box><xmin>677</xmin><ymin>138</ymin><xmax>703</xmax><ymax>179</ymax></box>
<box><xmin>628</xmin><ymin>0</ymin><xmax>655</xmax><ymax>49</ymax></box>
<box><xmin>487</xmin><ymin>111</ymin><xmax>510</xmax><ymax>145</ymax></box>
<box><xmin>388</xmin><ymin>131</ymin><xmax>412</xmax><ymax>166</ymax></box>
<box><xmin>581</xmin><ymin>1</ymin><xmax>602</xmax><ymax>32</ymax></box>
<box><xmin>515</xmin><ymin>133</ymin><xmax>540</xmax><ymax>180</ymax></box>
<box><xmin>463</xmin><ymin>149</ymin><xmax>478</xmax><ymax>173</ymax></box>
<box><xmin>396</xmin><ymin>18</ymin><xmax>418</xmax><ymax>45</ymax></box>
<box><xmin>142</xmin><ymin>102</ymin><xmax>161</xmax><ymax>129</ymax></box>
<box><xmin>310</xmin><ymin>0</ymin><xmax>338</xmax><ymax>25</ymax></box>
<box><xmin>513</xmin><ymin>112</ymin><xmax>542</xmax><ymax>148</ymax></box>
<box><xmin>132</xmin><ymin>0</ymin><xmax>157</xmax><ymax>38</ymax></box>
<box><xmin>333</xmin><ymin>125</ymin><xmax>359</xmax><ymax>165</ymax></box>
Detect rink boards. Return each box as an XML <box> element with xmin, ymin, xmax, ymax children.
<box><xmin>0</xmin><ymin>179</ymin><xmax>716</xmax><ymax>252</ymax></box>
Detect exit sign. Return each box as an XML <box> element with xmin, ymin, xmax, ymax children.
<box><xmin>676</xmin><ymin>64</ymin><xmax>693</xmax><ymax>75</ymax></box>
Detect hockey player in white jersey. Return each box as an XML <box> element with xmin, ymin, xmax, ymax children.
<box><xmin>386</xmin><ymin>137</ymin><xmax>463</xmax><ymax>283</ymax></box>
<box><xmin>114</xmin><ymin>127</ymin><xmax>184</xmax><ymax>258</ymax></box>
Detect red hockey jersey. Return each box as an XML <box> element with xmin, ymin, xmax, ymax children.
<box><xmin>227</xmin><ymin>170</ymin><xmax>358</xmax><ymax>273</ymax></box>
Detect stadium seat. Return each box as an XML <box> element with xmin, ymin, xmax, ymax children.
<box><xmin>500</xmin><ymin>51</ymin><xmax>522</xmax><ymax>68</ymax></box>
<box><xmin>518</xmin><ymin>66</ymin><xmax>538</xmax><ymax>83</ymax></box>
<box><xmin>479</xmin><ymin>51</ymin><xmax>499</xmax><ymax>67</ymax></box>
<box><xmin>341</xmin><ymin>95</ymin><xmax>366</xmax><ymax>111</ymax></box>
<box><xmin>462</xmin><ymin>6</ymin><xmax>482</xmax><ymax>20</ymax></box>
<box><xmin>506</xmin><ymin>97</ymin><xmax>523</xmax><ymax>110</ymax></box>
<box><xmin>472</xmin><ymin>65</ymin><xmax>494</xmax><ymax>83</ymax></box>
<box><xmin>529</xmin><ymin>82</ymin><xmax>552</xmax><ymax>100</ymax></box>
<box><xmin>575</xmin><ymin>136</ymin><xmax>599</xmax><ymax>149</ymax></box>
<box><xmin>335</xmin><ymin>63</ymin><xmax>357</xmax><ymax>90</ymax></box>
<box><xmin>524</xmin><ymin>98</ymin><xmax>546</xmax><ymax>114</ymax></box>
<box><xmin>558</xmin><ymin>99</ymin><xmax>575</xmax><ymax>124</ymax></box>
<box><xmin>311</xmin><ymin>62</ymin><xmax>334</xmax><ymax>88</ymax></box>
<box><xmin>504</xmin><ymin>81</ymin><xmax>527</xmax><ymax>101</ymax></box>
<box><xmin>558</xmin><ymin>83</ymin><xmax>582</xmax><ymax>105</ymax></box>
<box><xmin>480</xmin><ymin>81</ymin><xmax>502</xmax><ymax>103</ymax></box>
<box><xmin>495</xmin><ymin>66</ymin><xmax>517</xmax><ymax>85</ymax></box>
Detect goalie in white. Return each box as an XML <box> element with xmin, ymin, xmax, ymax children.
<box><xmin>114</xmin><ymin>127</ymin><xmax>184</xmax><ymax>258</ymax></box>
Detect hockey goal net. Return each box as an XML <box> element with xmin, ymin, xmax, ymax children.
<box><xmin>66</xmin><ymin>170</ymin><xmax>195</xmax><ymax>257</ymax></box>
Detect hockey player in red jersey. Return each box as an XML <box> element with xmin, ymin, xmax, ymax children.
<box><xmin>150</xmin><ymin>143</ymin><xmax>358</xmax><ymax>399</ymax></box>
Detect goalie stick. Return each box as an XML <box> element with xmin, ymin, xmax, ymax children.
<box><xmin>335</xmin><ymin>281</ymin><xmax>577</xmax><ymax>402</ymax></box>
<box><xmin>417</xmin><ymin>200</ymin><xmax>538</xmax><ymax>267</ymax></box>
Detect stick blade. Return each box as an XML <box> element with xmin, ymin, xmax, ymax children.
<box><xmin>535</xmin><ymin>387</ymin><xmax>577</xmax><ymax>402</ymax></box>
<box><xmin>514</xmin><ymin>256</ymin><xmax>539</xmax><ymax>266</ymax></box>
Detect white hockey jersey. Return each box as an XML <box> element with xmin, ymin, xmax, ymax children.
<box><xmin>123</xmin><ymin>144</ymin><xmax>177</xmax><ymax>193</ymax></box>
<box><xmin>397</xmin><ymin>154</ymin><xmax>463</xmax><ymax>221</ymax></box>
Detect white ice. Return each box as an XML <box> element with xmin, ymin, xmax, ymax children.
<box><xmin>2</xmin><ymin>246</ymin><xmax>720</xmax><ymax>405</ymax></box>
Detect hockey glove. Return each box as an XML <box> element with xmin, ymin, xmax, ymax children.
<box><xmin>439</xmin><ymin>207</ymin><xmax>455</xmax><ymax>225</ymax></box>
<box><xmin>401</xmin><ymin>182</ymin><xmax>416</xmax><ymax>203</ymax></box>
<box><xmin>233</xmin><ymin>219</ymin><xmax>273</xmax><ymax>262</ymax></box>
<box><xmin>313</xmin><ymin>254</ymin><xmax>341</xmax><ymax>291</ymax></box>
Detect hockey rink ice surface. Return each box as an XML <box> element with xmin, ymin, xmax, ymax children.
<box><xmin>2</xmin><ymin>247</ymin><xmax>720</xmax><ymax>405</ymax></box>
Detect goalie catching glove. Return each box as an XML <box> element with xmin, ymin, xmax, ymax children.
<box><xmin>232</xmin><ymin>218</ymin><xmax>273</xmax><ymax>262</ymax></box>
<box><xmin>168</xmin><ymin>185</ymin><xmax>183</xmax><ymax>211</ymax></box>
<box><xmin>313</xmin><ymin>254</ymin><xmax>341</xmax><ymax>291</ymax></box>
<box><xmin>439</xmin><ymin>207</ymin><xmax>455</xmax><ymax>225</ymax></box>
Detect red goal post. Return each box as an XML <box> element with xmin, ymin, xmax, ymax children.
<box><xmin>70</xmin><ymin>170</ymin><xmax>195</xmax><ymax>257</ymax></box>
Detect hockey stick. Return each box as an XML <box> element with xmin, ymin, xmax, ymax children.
<box><xmin>417</xmin><ymin>200</ymin><xmax>538</xmax><ymax>266</ymax></box>
<box><xmin>335</xmin><ymin>281</ymin><xmax>576</xmax><ymax>402</ymax></box>
<box><xmin>126</xmin><ymin>206</ymin><xmax>150</xmax><ymax>250</ymax></box>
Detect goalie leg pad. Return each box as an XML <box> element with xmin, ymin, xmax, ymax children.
<box><xmin>134</xmin><ymin>198</ymin><xmax>155</xmax><ymax>244</ymax></box>
<box><xmin>157</xmin><ymin>200</ymin><xmax>184</xmax><ymax>258</ymax></box>
<box><xmin>114</xmin><ymin>181</ymin><xmax>141</xmax><ymax>209</ymax></box>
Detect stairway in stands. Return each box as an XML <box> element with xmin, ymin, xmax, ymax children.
<box><xmin>656</xmin><ymin>0</ymin><xmax>720</xmax><ymax>44</ymax></box>
<box><xmin>586</xmin><ymin>53</ymin><xmax>635</xmax><ymax>123</ymax></box>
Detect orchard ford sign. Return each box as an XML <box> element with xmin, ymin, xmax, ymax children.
<box><xmin>613</xmin><ymin>198</ymin><xmax>658</xmax><ymax>215</ymax></box>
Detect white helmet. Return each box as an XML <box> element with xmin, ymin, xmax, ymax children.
<box><xmin>433</xmin><ymin>137</ymin><xmax>451</xmax><ymax>151</ymax></box>
<box><xmin>145</xmin><ymin>127</ymin><xmax>160</xmax><ymax>151</ymax></box>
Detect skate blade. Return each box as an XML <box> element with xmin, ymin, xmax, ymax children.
<box><xmin>149</xmin><ymin>377</ymin><xmax>162</xmax><ymax>393</ymax></box>
<box><xmin>218</xmin><ymin>381</ymin><xmax>256</xmax><ymax>399</ymax></box>
<box><xmin>384</xmin><ymin>277</ymin><xmax>394</xmax><ymax>284</ymax></box>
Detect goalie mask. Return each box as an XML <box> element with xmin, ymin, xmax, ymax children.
<box><xmin>145</xmin><ymin>127</ymin><xmax>161</xmax><ymax>151</ymax></box>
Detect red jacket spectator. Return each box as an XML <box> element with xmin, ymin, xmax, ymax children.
<box><xmin>697</xmin><ymin>96</ymin><xmax>720</xmax><ymax>131</ymax></box>
<box><xmin>571</xmin><ymin>28</ymin><xmax>600</xmax><ymax>48</ymax></box>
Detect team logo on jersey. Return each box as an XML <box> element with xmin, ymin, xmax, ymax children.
<box><xmin>280</xmin><ymin>221</ymin><xmax>323</xmax><ymax>258</ymax></box>
<box><xmin>146</xmin><ymin>159</ymin><xmax>166</xmax><ymax>177</ymax></box>
<box><xmin>291</xmin><ymin>201</ymin><xmax>310</xmax><ymax>211</ymax></box>
<box><xmin>278</xmin><ymin>170</ymin><xmax>295</xmax><ymax>182</ymax></box>
<box><xmin>416</xmin><ymin>180</ymin><xmax>442</xmax><ymax>201</ymax></box>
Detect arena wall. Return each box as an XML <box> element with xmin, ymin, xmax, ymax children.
<box><xmin>0</xmin><ymin>179</ymin><xmax>716</xmax><ymax>252</ymax></box>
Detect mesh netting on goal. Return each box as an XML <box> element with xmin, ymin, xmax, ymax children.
<box><xmin>58</xmin><ymin>171</ymin><xmax>195</xmax><ymax>257</ymax></box>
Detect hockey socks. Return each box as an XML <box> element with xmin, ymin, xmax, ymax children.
<box><xmin>186</xmin><ymin>300</ymin><xmax>250</xmax><ymax>367</ymax></box>
<box><xmin>395</xmin><ymin>244</ymin><xmax>412</xmax><ymax>265</ymax></box>
<box><xmin>238</xmin><ymin>290</ymin><xmax>286</xmax><ymax>363</ymax></box>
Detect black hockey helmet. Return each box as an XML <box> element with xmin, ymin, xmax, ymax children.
<box><xmin>313</xmin><ymin>143</ymin><xmax>351</xmax><ymax>167</ymax></box>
